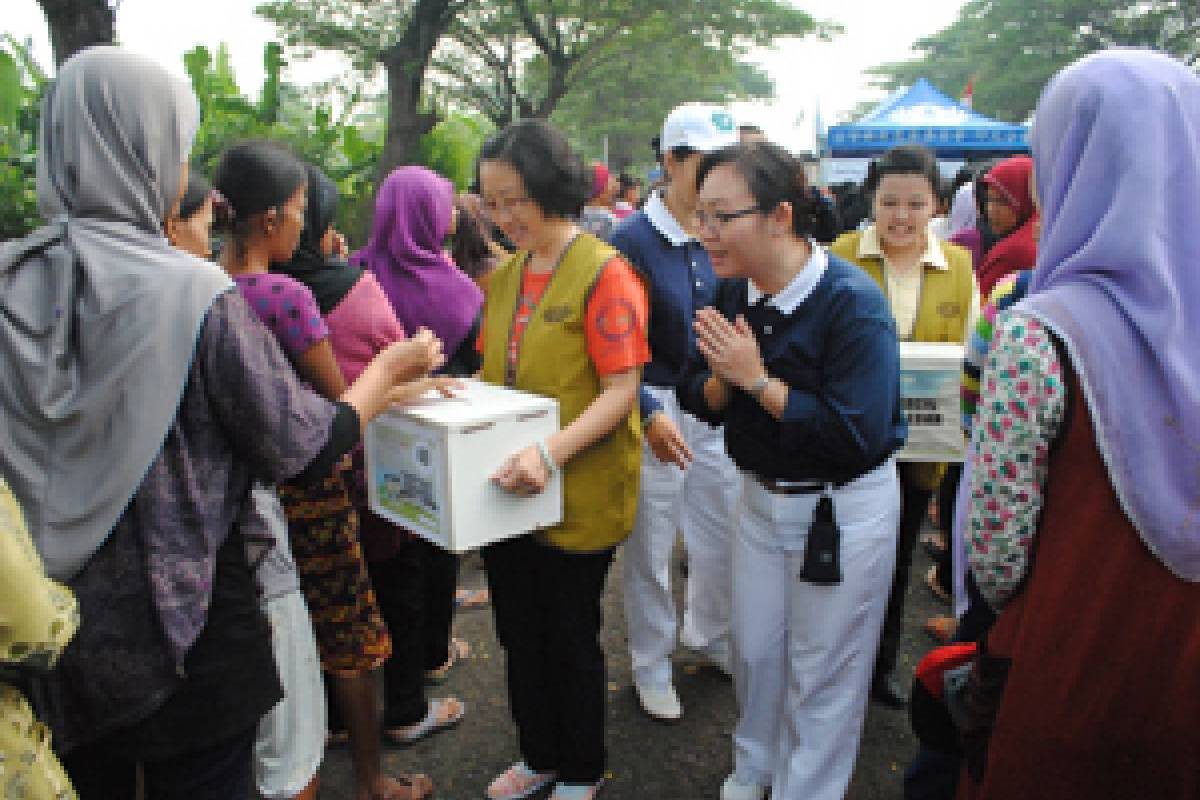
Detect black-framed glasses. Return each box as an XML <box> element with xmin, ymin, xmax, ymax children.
<box><xmin>695</xmin><ymin>206</ymin><xmax>763</xmax><ymax>230</ymax></box>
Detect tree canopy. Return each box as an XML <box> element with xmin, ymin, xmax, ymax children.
<box><xmin>868</xmin><ymin>0</ymin><xmax>1199</xmax><ymax>124</ymax></box>
<box><xmin>257</xmin><ymin>0</ymin><xmax>828</xmax><ymax>172</ymax></box>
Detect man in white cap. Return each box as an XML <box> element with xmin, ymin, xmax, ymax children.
<box><xmin>610</xmin><ymin>103</ymin><xmax>740</xmax><ymax>721</ymax></box>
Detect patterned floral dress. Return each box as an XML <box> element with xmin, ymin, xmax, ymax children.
<box><xmin>234</xmin><ymin>272</ymin><xmax>391</xmax><ymax>672</ymax></box>
<box><xmin>1</xmin><ymin>481</ymin><xmax>79</xmax><ymax>800</ymax></box>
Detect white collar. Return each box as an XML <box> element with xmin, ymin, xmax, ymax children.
<box><xmin>746</xmin><ymin>242</ymin><xmax>828</xmax><ymax>315</ymax></box>
<box><xmin>858</xmin><ymin>224</ymin><xmax>949</xmax><ymax>271</ymax></box>
<box><xmin>644</xmin><ymin>190</ymin><xmax>694</xmax><ymax>247</ymax></box>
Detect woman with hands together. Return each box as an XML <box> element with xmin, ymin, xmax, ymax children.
<box><xmin>677</xmin><ymin>142</ymin><xmax>905</xmax><ymax>800</ymax></box>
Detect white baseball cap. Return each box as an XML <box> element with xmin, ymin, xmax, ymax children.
<box><xmin>661</xmin><ymin>103</ymin><xmax>738</xmax><ymax>153</ymax></box>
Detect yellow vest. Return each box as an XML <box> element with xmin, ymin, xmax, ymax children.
<box><xmin>830</xmin><ymin>230</ymin><xmax>974</xmax><ymax>489</ymax></box>
<box><xmin>829</xmin><ymin>230</ymin><xmax>974</xmax><ymax>343</ymax></box>
<box><xmin>481</xmin><ymin>235</ymin><xmax>642</xmax><ymax>552</ymax></box>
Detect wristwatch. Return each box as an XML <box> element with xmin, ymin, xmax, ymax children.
<box><xmin>748</xmin><ymin>374</ymin><xmax>770</xmax><ymax>399</ymax></box>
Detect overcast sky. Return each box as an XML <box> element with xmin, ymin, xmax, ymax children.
<box><xmin>8</xmin><ymin>0</ymin><xmax>967</xmax><ymax>152</ymax></box>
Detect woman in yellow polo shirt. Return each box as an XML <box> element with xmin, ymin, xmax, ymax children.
<box><xmin>475</xmin><ymin>119</ymin><xmax>649</xmax><ymax>800</ymax></box>
<box><xmin>830</xmin><ymin>144</ymin><xmax>979</xmax><ymax>708</ymax></box>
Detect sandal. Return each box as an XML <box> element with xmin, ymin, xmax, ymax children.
<box><xmin>923</xmin><ymin>615</ymin><xmax>958</xmax><ymax>644</ymax></box>
<box><xmin>925</xmin><ymin>564</ymin><xmax>952</xmax><ymax>604</ymax></box>
<box><xmin>486</xmin><ymin>762</ymin><xmax>556</xmax><ymax>800</ymax></box>
<box><xmin>383</xmin><ymin>697</ymin><xmax>465</xmax><ymax>746</ymax></box>
<box><xmin>454</xmin><ymin>586</ymin><xmax>490</xmax><ymax>611</ymax></box>
<box><xmin>424</xmin><ymin>637</ymin><xmax>469</xmax><ymax>684</ymax></box>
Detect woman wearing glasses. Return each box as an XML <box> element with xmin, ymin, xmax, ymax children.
<box><xmin>475</xmin><ymin>119</ymin><xmax>649</xmax><ymax>800</ymax></box>
<box><xmin>679</xmin><ymin>141</ymin><xmax>905</xmax><ymax>800</ymax></box>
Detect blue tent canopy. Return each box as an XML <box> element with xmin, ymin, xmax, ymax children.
<box><xmin>826</xmin><ymin>79</ymin><xmax>1028</xmax><ymax>158</ymax></box>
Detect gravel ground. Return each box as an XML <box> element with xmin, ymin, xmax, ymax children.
<box><xmin>317</xmin><ymin>531</ymin><xmax>947</xmax><ymax>800</ymax></box>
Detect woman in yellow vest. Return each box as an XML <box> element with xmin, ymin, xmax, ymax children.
<box><xmin>475</xmin><ymin>119</ymin><xmax>649</xmax><ymax>800</ymax></box>
<box><xmin>829</xmin><ymin>144</ymin><xmax>979</xmax><ymax>708</ymax></box>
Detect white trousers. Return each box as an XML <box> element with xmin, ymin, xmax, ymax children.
<box><xmin>622</xmin><ymin>385</ymin><xmax>740</xmax><ymax>688</ymax></box>
<box><xmin>731</xmin><ymin>459</ymin><xmax>899</xmax><ymax>800</ymax></box>
<box><xmin>255</xmin><ymin>589</ymin><xmax>326</xmax><ymax>800</ymax></box>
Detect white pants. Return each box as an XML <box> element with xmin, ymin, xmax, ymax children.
<box><xmin>731</xmin><ymin>459</ymin><xmax>899</xmax><ymax>800</ymax></box>
<box><xmin>623</xmin><ymin>385</ymin><xmax>740</xmax><ymax>688</ymax></box>
<box><xmin>255</xmin><ymin>589</ymin><xmax>326</xmax><ymax>799</ymax></box>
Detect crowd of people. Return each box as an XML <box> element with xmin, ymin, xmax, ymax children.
<box><xmin>0</xmin><ymin>41</ymin><xmax>1197</xmax><ymax>800</ymax></box>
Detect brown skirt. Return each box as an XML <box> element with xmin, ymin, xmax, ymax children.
<box><xmin>278</xmin><ymin>470</ymin><xmax>391</xmax><ymax>672</ymax></box>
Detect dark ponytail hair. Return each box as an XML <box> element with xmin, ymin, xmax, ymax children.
<box><xmin>478</xmin><ymin>119</ymin><xmax>591</xmax><ymax>219</ymax></box>
<box><xmin>695</xmin><ymin>141</ymin><xmax>839</xmax><ymax>242</ymax></box>
<box><xmin>863</xmin><ymin>144</ymin><xmax>942</xmax><ymax>198</ymax></box>
<box><xmin>178</xmin><ymin>170</ymin><xmax>213</xmax><ymax>220</ymax></box>
<box><xmin>212</xmin><ymin>140</ymin><xmax>306</xmax><ymax>238</ymax></box>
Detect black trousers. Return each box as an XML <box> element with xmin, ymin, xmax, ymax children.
<box><xmin>933</xmin><ymin>463</ymin><xmax>962</xmax><ymax>596</ymax></box>
<box><xmin>326</xmin><ymin>534</ymin><xmax>460</xmax><ymax>730</ymax></box>
<box><xmin>876</xmin><ymin>463</ymin><xmax>935</xmax><ymax>677</ymax></box>
<box><xmin>373</xmin><ymin>535</ymin><xmax>460</xmax><ymax>727</ymax></box>
<box><xmin>483</xmin><ymin>535</ymin><xmax>615</xmax><ymax>784</ymax></box>
<box><xmin>63</xmin><ymin>726</ymin><xmax>256</xmax><ymax>800</ymax></box>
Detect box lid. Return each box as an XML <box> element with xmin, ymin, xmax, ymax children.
<box><xmin>900</xmin><ymin>341</ymin><xmax>965</xmax><ymax>368</ymax></box>
<box><xmin>381</xmin><ymin>379</ymin><xmax>557</xmax><ymax>430</ymax></box>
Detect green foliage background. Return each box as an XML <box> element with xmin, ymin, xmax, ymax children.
<box><xmin>867</xmin><ymin>0</ymin><xmax>1198</xmax><ymax>124</ymax></box>
<box><xmin>0</xmin><ymin>37</ymin><xmax>492</xmax><ymax>244</ymax></box>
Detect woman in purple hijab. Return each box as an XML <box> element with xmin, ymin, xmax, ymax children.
<box><xmin>958</xmin><ymin>49</ymin><xmax>1200</xmax><ymax>799</ymax></box>
<box><xmin>353</xmin><ymin>166</ymin><xmax>484</xmax><ymax>374</ymax></box>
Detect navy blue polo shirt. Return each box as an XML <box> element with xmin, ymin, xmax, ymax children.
<box><xmin>609</xmin><ymin>192</ymin><xmax>719</xmax><ymax>421</ymax></box>
<box><xmin>677</xmin><ymin>247</ymin><xmax>907</xmax><ymax>484</ymax></box>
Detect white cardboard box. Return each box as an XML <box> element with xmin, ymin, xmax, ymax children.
<box><xmin>366</xmin><ymin>379</ymin><xmax>562</xmax><ymax>552</ymax></box>
<box><xmin>898</xmin><ymin>342</ymin><xmax>966</xmax><ymax>463</ymax></box>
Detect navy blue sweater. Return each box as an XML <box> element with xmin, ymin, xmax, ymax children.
<box><xmin>677</xmin><ymin>255</ymin><xmax>907</xmax><ymax>484</ymax></box>
<box><xmin>609</xmin><ymin>207</ymin><xmax>720</xmax><ymax>421</ymax></box>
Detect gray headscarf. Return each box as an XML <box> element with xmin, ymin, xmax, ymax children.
<box><xmin>0</xmin><ymin>47</ymin><xmax>233</xmax><ymax>580</ymax></box>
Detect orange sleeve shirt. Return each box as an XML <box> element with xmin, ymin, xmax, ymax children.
<box><xmin>477</xmin><ymin>256</ymin><xmax>649</xmax><ymax>378</ymax></box>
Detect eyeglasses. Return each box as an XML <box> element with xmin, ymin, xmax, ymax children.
<box><xmin>482</xmin><ymin>195</ymin><xmax>535</xmax><ymax>216</ymax></box>
<box><xmin>694</xmin><ymin>206</ymin><xmax>763</xmax><ymax>230</ymax></box>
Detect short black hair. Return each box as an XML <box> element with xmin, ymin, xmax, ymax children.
<box><xmin>213</xmin><ymin>140</ymin><xmax>306</xmax><ymax>235</ymax></box>
<box><xmin>178</xmin><ymin>170</ymin><xmax>213</xmax><ymax>220</ymax></box>
<box><xmin>738</xmin><ymin>124</ymin><xmax>764</xmax><ymax>135</ymax></box>
<box><xmin>864</xmin><ymin>144</ymin><xmax>942</xmax><ymax>197</ymax></box>
<box><xmin>668</xmin><ymin>146</ymin><xmax>698</xmax><ymax>162</ymax></box>
<box><xmin>696</xmin><ymin>141</ymin><xmax>838</xmax><ymax>242</ymax></box>
<box><xmin>618</xmin><ymin>172</ymin><xmax>640</xmax><ymax>194</ymax></box>
<box><xmin>478</xmin><ymin>119</ymin><xmax>591</xmax><ymax>219</ymax></box>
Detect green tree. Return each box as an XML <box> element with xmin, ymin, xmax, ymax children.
<box><xmin>35</xmin><ymin>0</ymin><xmax>114</xmax><ymax>66</ymax></box>
<box><xmin>258</xmin><ymin>0</ymin><xmax>466</xmax><ymax>177</ymax></box>
<box><xmin>182</xmin><ymin>42</ymin><xmax>385</xmax><ymax>241</ymax></box>
<box><xmin>0</xmin><ymin>36</ymin><xmax>47</xmax><ymax>239</ymax></box>
<box><xmin>549</xmin><ymin>18</ymin><xmax>776</xmax><ymax>170</ymax></box>
<box><xmin>258</xmin><ymin>0</ymin><xmax>830</xmax><ymax>176</ymax></box>
<box><xmin>868</xmin><ymin>0</ymin><xmax>1199</xmax><ymax>123</ymax></box>
<box><xmin>439</xmin><ymin>0</ymin><xmax>829</xmax><ymax>128</ymax></box>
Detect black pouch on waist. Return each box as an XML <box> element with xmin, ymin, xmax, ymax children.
<box><xmin>798</xmin><ymin>494</ymin><xmax>842</xmax><ymax>585</ymax></box>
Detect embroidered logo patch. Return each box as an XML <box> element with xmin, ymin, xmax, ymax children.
<box><xmin>542</xmin><ymin>305</ymin><xmax>572</xmax><ymax>323</ymax></box>
<box><xmin>937</xmin><ymin>301</ymin><xmax>962</xmax><ymax>318</ymax></box>
<box><xmin>595</xmin><ymin>298</ymin><xmax>638</xmax><ymax>342</ymax></box>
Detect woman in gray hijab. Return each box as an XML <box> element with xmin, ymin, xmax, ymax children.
<box><xmin>0</xmin><ymin>46</ymin><xmax>443</xmax><ymax>799</ymax></box>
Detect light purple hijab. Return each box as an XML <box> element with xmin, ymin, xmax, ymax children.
<box><xmin>1015</xmin><ymin>49</ymin><xmax>1200</xmax><ymax>581</ymax></box>
<box><xmin>351</xmin><ymin>166</ymin><xmax>482</xmax><ymax>354</ymax></box>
